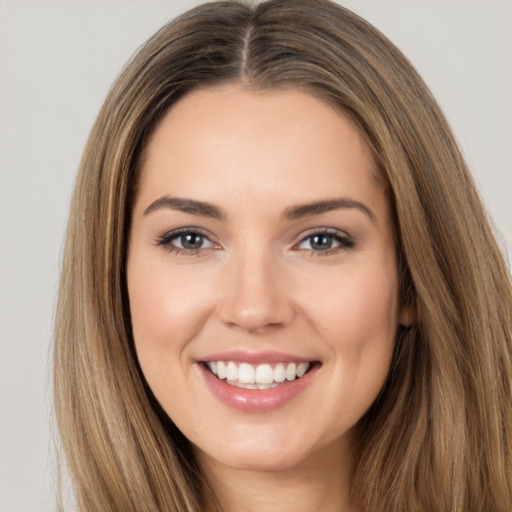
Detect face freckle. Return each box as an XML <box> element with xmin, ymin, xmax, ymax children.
<box><xmin>127</xmin><ymin>84</ymin><xmax>408</xmax><ymax>475</ymax></box>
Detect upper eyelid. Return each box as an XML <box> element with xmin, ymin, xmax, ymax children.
<box><xmin>296</xmin><ymin>226</ymin><xmax>353</xmax><ymax>241</ymax></box>
<box><xmin>159</xmin><ymin>226</ymin><xmax>217</xmax><ymax>241</ymax></box>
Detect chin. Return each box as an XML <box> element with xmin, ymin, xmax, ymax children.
<box><xmin>193</xmin><ymin>423</ymin><xmax>346</xmax><ymax>475</ymax></box>
<box><xmin>200</xmin><ymin>444</ymin><xmax>311</xmax><ymax>473</ymax></box>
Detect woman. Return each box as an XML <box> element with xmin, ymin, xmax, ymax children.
<box><xmin>53</xmin><ymin>1</ymin><xmax>512</xmax><ymax>510</ymax></box>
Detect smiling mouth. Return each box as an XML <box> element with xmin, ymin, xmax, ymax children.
<box><xmin>203</xmin><ymin>361</ymin><xmax>318</xmax><ymax>390</ymax></box>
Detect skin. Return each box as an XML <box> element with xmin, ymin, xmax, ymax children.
<box><xmin>127</xmin><ymin>85</ymin><xmax>410</xmax><ymax>512</ymax></box>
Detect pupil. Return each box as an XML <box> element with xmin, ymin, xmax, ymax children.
<box><xmin>182</xmin><ymin>233</ymin><xmax>203</xmax><ymax>249</ymax></box>
<box><xmin>311</xmin><ymin>234</ymin><xmax>332</xmax><ymax>250</ymax></box>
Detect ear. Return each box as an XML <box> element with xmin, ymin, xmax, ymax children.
<box><xmin>399</xmin><ymin>302</ymin><xmax>415</xmax><ymax>328</ymax></box>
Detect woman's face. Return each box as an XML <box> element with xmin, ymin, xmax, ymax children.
<box><xmin>127</xmin><ymin>85</ymin><xmax>409</xmax><ymax>473</ymax></box>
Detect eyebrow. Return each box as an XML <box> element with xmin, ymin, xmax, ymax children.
<box><xmin>143</xmin><ymin>196</ymin><xmax>226</xmax><ymax>220</ymax></box>
<box><xmin>283</xmin><ymin>198</ymin><xmax>376</xmax><ymax>223</ymax></box>
<box><xmin>143</xmin><ymin>195</ymin><xmax>375</xmax><ymax>223</ymax></box>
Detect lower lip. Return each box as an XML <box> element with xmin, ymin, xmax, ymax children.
<box><xmin>199</xmin><ymin>364</ymin><xmax>319</xmax><ymax>413</ymax></box>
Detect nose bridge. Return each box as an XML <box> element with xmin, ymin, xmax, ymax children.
<box><xmin>217</xmin><ymin>239</ymin><xmax>293</xmax><ymax>332</ymax></box>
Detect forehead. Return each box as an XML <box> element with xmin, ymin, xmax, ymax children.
<box><xmin>136</xmin><ymin>85</ymin><xmax>385</xmax><ymax>218</ymax></box>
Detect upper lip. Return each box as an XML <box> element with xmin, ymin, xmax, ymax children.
<box><xmin>198</xmin><ymin>350</ymin><xmax>316</xmax><ymax>365</ymax></box>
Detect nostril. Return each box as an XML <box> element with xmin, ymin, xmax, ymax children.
<box><xmin>216</xmin><ymin>260</ymin><xmax>296</xmax><ymax>331</ymax></box>
<box><xmin>217</xmin><ymin>295</ymin><xmax>296</xmax><ymax>333</ymax></box>
<box><xmin>218</xmin><ymin>305</ymin><xmax>284</xmax><ymax>333</ymax></box>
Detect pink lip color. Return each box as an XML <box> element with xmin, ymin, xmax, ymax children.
<box><xmin>199</xmin><ymin>362</ymin><xmax>319</xmax><ymax>413</ymax></box>
<box><xmin>199</xmin><ymin>350</ymin><xmax>312</xmax><ymax>365</ymax></box>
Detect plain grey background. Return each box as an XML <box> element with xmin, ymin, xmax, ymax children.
<box><xmin>1</xmin><ymin>1</ymin><xmax>511</xmax><ymax>510</ymax></box>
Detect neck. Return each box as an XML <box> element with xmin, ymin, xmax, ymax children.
<box><xmin>198</xmin><ymin>437</ymin><xmax>360</xmax><ymax>512</ymax></box>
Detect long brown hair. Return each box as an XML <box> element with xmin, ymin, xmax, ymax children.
<box><xmin>54</xmin><ymin>1</ymin><xmax>512</xmax><ymax>510</ymax></box>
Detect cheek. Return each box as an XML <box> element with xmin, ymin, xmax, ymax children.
<box><xmin>127</xmin><ymin>253</ymin><xmax>218</xmax><ymax>362</ymax></box>
<box><xmin>299</xmin><ymin>265</ymin><xmax>399</xmax><ymax>426</ymax></box>
<box><xmin>300</xmin><ymin>260</ymin><xmax>399</xmax><ymax>406</ymax></box>
<box><xmin>300</xmin><ymin>263</ymin><xmax>400</xmax><ymax>347</ymax></box>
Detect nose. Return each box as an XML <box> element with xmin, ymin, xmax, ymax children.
<box><xmin>216</xmin><ymin>245</ymin><xmax>295</xmax><ymax>334</ymax></box>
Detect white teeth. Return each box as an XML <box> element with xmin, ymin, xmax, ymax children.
<box><xmin>238</xmin><ymin>363</ymin><xmax>256</xmax><ymax>384</ymax></box>
<box><xmin>217</xmin><ymin>361</ymin><xmax>227</xmax><ymax>380</ymax></box>
<box><xmin>226</xmin><ymin>361</ymin><xmax>238</xmax><ymax>381</ymax></box>
<box><xmin>258</xmin><ymin>383</ymin><xmax>279</xmax><ymax>390</ymax></box>
<box><xmin>255</xmin><ymin>364</ymin><xmax>274</xmax><ymax>384</ymax></box>
<box><xmin>274</xmin><ymin>363</ymin><xmax>286</xmax><ymax>382</ymax></box>
<box><xmin>206</xmin><ymin>360</ymin><xmax>312</xmax><ymax>387</ymax></box>
<box><xmin>228</xmin><ymin>381</ymin><xmax>258</xmax><ymax>390</ymax></box>
<box><xmin>297</xmin><ymin>362</ymin><xmax>309</xmax><ymax>378</ymax></box>
<box><xmin>286</xmin><ymin>363</ymin><xmax>297</xmax><ymax>381</ymax></box>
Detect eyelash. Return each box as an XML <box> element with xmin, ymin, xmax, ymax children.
<box><xmin>155</xmin><ymin>227</ymin><xmax>217</xmax><ymax>256</ymax></box>
<box><xmin>155</xmin><ymin>227</ymin><xmax>355</xmax><ymax>256</ymax></box>
<box><xmin>295</xmin><ymin>228</ymin><xmax>355</xmax><ymax>256</ymax></box>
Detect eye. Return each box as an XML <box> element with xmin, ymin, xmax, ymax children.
<box><xmin>297</xmin><ymin>229</ymin><xmax>354</xmax><ymax>254</ymax></box>
<box><xmin>156</xmin><ymin>228</ymin><xmax>217</xmax><ymax>255</ymax></box>
<box><xmin>175</xmin><ymin>232</ymin><xmax>211</xmax><ymax>250</ymax></box>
